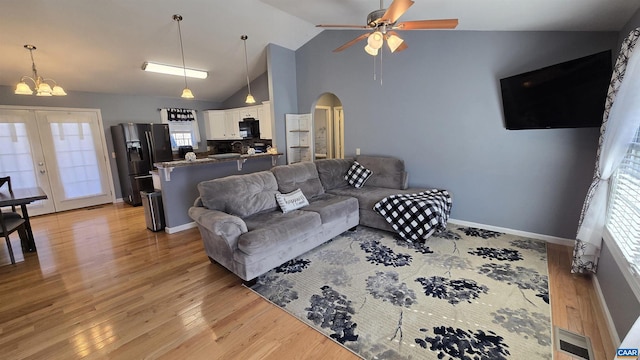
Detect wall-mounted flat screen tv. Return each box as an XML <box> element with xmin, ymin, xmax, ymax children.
<box><xmin>500</xmin><ymin>50</ymin><xmax>612</xmax><ymax>130</ymax></box>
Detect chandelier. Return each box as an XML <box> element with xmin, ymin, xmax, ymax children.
<box><xmin>15</xmin><ymin>45</ymin><xmax>67</xmax><ymax>96</ymax></box>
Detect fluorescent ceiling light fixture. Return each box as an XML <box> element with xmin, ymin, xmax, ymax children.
<box><xmin>142</xmin><ymin>62</ymin><xmax>208</xmax><ymax>79</ymax></box>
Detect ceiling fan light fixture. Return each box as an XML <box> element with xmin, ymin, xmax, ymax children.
<box><xmin>386</xmin><ymin>34</ymin><xmax>404</xmax><ymax>52</ymax></box>
<box><xmin>364</xmin><ymin>44</ymin><xmax>379</xmax><ymax>56</ymax></box>
<box><xmin>367</xmin><ymin>31</ymin><xmax>384</xmax><ymax>50</ymax></box>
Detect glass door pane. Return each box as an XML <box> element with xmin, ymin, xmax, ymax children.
<box><xmin>0</xmin><ymin>109</ymin><xmax>55</xmax><ymax>215</ymax></box>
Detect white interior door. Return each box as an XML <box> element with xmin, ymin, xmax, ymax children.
<box><xmin>0</xmin><ymin>107</ymin><xmax>114</xmax><ymax>216</ymax></box>
<box><xmin>313</xmin><ymin>106</ymin><xmax>332</xmax><ymax>159</ymax></box>
<box><xmin>35</xmin><ymin>110</ymin><xmax>113</xmax><ymax>212</ymax></box>
<box><xmin>333</xmin><ymin>107</ymin><xmax>344</xmax><ymax>159</ymax></box>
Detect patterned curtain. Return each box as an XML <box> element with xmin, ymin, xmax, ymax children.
<box><xmin>572</xmin><ymin>28</ymin><xmax>640</xmax><ymax>273</ymax></box>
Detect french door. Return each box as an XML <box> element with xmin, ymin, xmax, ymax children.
<box><xmin>0</xmin><ymin>107</ymin><xmax>114</xmax><ymax>216</ymax></box>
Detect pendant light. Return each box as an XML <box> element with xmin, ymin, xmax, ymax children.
<box><xmin>15</xmin><ymin>45</ymin><xmax>67</xmax><ymax>96</ymax></box>
<box><xmin>241</xmin><ymin>35</ymin><xmax>256</xmax><ymax>104</ymax></box>
<box><xmin>173</xmin><ymin>14</ymin><xmax>194</xmax><ymax>99</ymax></box>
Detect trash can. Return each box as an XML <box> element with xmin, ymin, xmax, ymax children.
<box><xmin>141</xmin><ymin>190</ymin><xmax>165</xmax><ymax>231</ymax></box>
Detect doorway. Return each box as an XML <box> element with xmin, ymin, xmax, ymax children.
<box><xmin>0</xmin><ymin>107</ymin><xmax>114</xmax><ymax>216</ymax></box>
<box><xmin>313</xmin><ymin>93</ymin><xmax>344</xmax><ymax>160</ymax></box>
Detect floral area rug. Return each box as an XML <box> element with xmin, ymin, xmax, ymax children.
<box><xmin>249</xmin><ymin>225</ymin><xmax>552</xmax><ymax>360</ymax></box>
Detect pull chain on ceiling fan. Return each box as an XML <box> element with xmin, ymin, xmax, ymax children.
<box><xmin>317</xmin><ymin>0</ymin><xmax>458</xmax><ymax>55</ymax></box>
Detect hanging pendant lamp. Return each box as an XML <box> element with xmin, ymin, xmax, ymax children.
<box><xmin>241</xmin><ymin>35</ymin><xmax>256</xmax><ymax>104</ymax></box>
<box><xmin>173</xmin><ymin>14</ymin><xmax>194</xmax><ymax>99</ymax></box>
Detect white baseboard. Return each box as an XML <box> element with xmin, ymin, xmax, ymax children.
<box><xmin>448</xmin><ymin>218</ymin><xmax>575</xmax><ymax>246</ymax></box>
<box><xmin>165</xmin><ymin>221</ymin><xmax>197</xmax><ymax>234</ymax></box>
<box><xmin>592</xmin><ymin>274</ymin><xmax>622</xmax><ymax>347</ymax></box>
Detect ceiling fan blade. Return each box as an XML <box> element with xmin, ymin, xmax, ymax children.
<box><xmin>333</xmin><ymin>33</ymin><xmax>370</xmax><ymax>52</ymax></box>
<box><xmin>395</xmin><ymin>19</ymin><xmax>459</xmax><ymax>30</ymax></box>
<box><xmin>316</xmin><ymin>24</ymin><xmax>369</xmax><ymax>29</ymax></box>
<box><xmin>380</xmin><ymin>0</ymin><xmax>415</xmax><ymax>24</ymax></box>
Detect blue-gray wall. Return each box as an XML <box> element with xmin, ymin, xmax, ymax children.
<box><xmin>596</xmin><ymin>7</ymin><xmax>640</xmax><ymax>342</ymax></box>
<box><xmin>222</xmin><ymin>72</ymin><xmax>270</xmax><ymax>109</ymax></box>
<box><xmin>295</xmin><ymin>30</ymin><xmax>617</xmax><ymax>239</ymax></box>
<box><xmin>267</xmin><ymin>43</ymin><xmax>299</xmax><ymax>163</ymax></box>
<box><xmin>0</xmin><ymin>85</ymin><xmax>221</xmax><ymax>199</ymax></box>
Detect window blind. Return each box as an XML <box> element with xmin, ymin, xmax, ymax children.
<box><xmin>607</xmin><ymin>125</ymin><xmax>640</xmax><ymax>275</ymax></box>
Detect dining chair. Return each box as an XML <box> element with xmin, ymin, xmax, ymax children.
<box><xmin>0</xmin><ymin>208</ymin><xmax>26</xmax><ymax>264</ymax></box>
<box><xmin>0</xmin><ymin>176</ymin><xmax>23</xmax><ymax>215</ymax></box>
<box><xmin>0</xmin><ymin>176</ymin><xmax>28</xmax><ymax>245</ymax></box>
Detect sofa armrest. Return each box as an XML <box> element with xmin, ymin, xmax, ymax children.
<box><xmin>188</xmin><ymin>206</ymin><xmax>248</xmax><ymax>251</ymax></box>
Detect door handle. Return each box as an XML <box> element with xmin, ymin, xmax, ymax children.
<box><xmin>39</xmin><ymin>169</ymin><xmax>46</xmax><ymax>174</ymax></box>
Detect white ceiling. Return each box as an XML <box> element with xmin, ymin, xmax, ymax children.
<box><xmin>1</xmin><ymin>0</ymin><xmax>639</xmax><ymax>102</ymax></box>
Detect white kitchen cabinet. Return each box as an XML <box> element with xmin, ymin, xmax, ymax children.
<box><xmin>204</xmin><ymin>110</ymin><xmax>226</xmax><ymax>140</ymax></box>
<box><xmin>238</xmin><ymin>106</ymin><xmax>259</xmax><ymax>120</ymax></box>
<box><xmin>257</xmin><ymin>101</ymin><xmax>273</xmax><ymax>140</ymax></box>
<box><xmin>224</xmin><ymin>109</ymin><xmax>242</xmax><ymax>139</ymax></box>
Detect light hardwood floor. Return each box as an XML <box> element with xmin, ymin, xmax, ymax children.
<box><xmin>0</xmin><ymin>204</ymin><xmax>615</xmax><ymax>359</ymax></box>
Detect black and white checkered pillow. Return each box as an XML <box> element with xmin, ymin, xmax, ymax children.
<box><xmin>345</xmin><ymin>161</ymin><xmax>373</xmax><ymax>188</ymax></box>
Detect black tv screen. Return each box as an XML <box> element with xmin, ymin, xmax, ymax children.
<box><xmin>500</xmin><ymin>50</ymin><xmax>612</xmax><ymax>130</ymax></box>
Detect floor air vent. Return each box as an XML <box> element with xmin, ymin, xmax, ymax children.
<box><xmin>555</xmin><ymin>327</ymin><xmax>594</xmax><ymax>360</ymax></box>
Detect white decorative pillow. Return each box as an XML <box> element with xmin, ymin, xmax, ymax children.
<box><xmin>275</xmin><ymin>188</ymin><xmax>309</xmax><ymax>213</ymax></box>
<box><xmin>345</xmin><ymin>161</ymin><xmax>373</xmax><ymax>188</ymax></box>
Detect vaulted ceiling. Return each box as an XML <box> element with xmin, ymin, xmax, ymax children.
<box><xmin>1</xmin><ymin>0</ymin><xmax>638</xmax><ymax>102</ymax></box>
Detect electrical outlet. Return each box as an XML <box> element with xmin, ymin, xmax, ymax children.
<box><xmin>356</xmin><ymin>148</ymin><xmax>360</xmax><ymax>155</ymax></box>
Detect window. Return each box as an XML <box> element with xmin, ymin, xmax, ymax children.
<box><xmin>170</xmin><ymin>131</ymin><xmax>194</xmax><ymax>147</ymax></box>
<box><xmin>160</xmin><ymin>108</ymin><xmax>200</xmax><ymax>150</ymax></box>
<box><xmin>607</xmin><ymin>125</ymin><xmax>640</xmax><ymax>276</ymax></box>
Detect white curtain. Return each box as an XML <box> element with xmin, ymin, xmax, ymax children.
<box><xmin>572</xmin><ymin>29</ymin><xmax>640</xmax><ymax>273</ymax></box>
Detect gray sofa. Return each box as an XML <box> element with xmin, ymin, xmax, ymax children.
<box><xmin>189</xmin><ymin>155</ymin><xmax>426</xmax><ymax>281</ymax></box>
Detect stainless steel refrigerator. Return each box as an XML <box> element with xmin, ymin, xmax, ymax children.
<box><xmin>111</xmin><ymin>123</ymin><xmax>173</xmax><ymax>206</ymax></box>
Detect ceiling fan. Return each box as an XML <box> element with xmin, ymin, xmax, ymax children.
<box><xmin>317</xmin><ymin>0</ymin><xmax>458</xmax><ymax>56</ymax></box>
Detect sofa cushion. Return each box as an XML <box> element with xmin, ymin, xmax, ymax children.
<box><xmin>271</xmin><ymin>162</ymin><xmax>325</xmax><ymax>199</ymax></box>
<box><xmin>345</xmin><ymin>161</ymin><xmax>373</xmax><ymax>188</ymax></box>
<box><xmin>238</xmin><ymin>210</ymin><xmax>322</xmax><ymax>255</ymax></box>
<box><xmin>356</xmin><ymin>155</ymin><xmax>408</xmax><ymax>190</ymax></box>
<box><xmin>276</xmin><ymin>189</ymin><xmax>309</xmax><ymax>213</ymax></box>
<box><xmin>198</xmin><ymin>171</ymin><xmax>279</xmax><ymax>218</ymax></box>
<box><xmin>302</xmin><ymin>193</ymin><xmax>359</xmax><ymax>224</ymax></box>
<box><xmin>315</xmin><ymin>158</ymin><xmax>352</xmax><ymax>190</ymax></box>
<box><xmin>328</xmin><ymin>186</ymin><xmax>426</xmax><ymax>211</ymax></box>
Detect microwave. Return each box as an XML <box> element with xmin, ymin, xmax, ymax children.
<box><xmin>239</xmin><ymin>119</ymin><xmax>260</xmax><ymax>139</ymax></box>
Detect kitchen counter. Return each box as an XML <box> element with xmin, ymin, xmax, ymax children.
<box><xmin>155</xmin><ymin>153</ymin><xmax>282</xmax><ymax>181</ymax></box>
<box><xmin>153</xmin><ymin>152</ymin><xmax>284</xmax><ymax>233</ymax></box>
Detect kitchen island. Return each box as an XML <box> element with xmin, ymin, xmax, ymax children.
<box><xmin>154</xmin><ymin>153</ymin><xmax>282</xmax><ymax>233</ymax></box>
